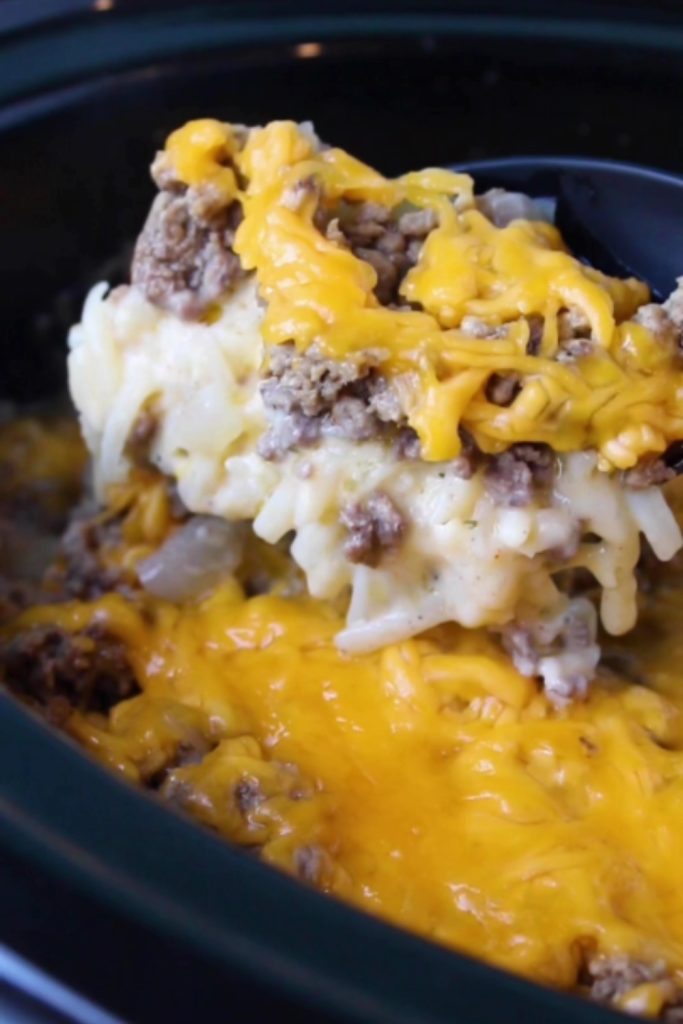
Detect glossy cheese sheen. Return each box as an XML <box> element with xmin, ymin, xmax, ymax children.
<box><xmin>13</xmin><ymin>545</ymin><xmax>683</xmax><ymax>992</ymax></box>
<box><xmin>164</xmin><ymin>119</ymin><xmax>683</xmax><ymax>467</ymax></box>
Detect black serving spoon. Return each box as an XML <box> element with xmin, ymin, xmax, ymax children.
<box><xmin>456</xmin><ymin>157</ymin><xmax>683</xmax><ymax>302</ymax></box>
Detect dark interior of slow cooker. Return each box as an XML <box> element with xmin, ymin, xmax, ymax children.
<box><xmin>2</xmin><ymin>33</ymin><xmax>683</xmax><ymax>402</ymax></box>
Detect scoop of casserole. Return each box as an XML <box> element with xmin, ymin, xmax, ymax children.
<box><xmin>69</xmin><ymin>119</ymin><xmax>683</xmax><ymax>703</ymax></box>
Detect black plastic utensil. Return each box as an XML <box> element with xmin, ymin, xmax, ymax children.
<box><xmin>457</xmin><ymin>157</ymin><xmax>683</xmax><ymax>301</ymax></box>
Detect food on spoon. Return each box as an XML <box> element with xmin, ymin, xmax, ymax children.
<box><xmin>69</xmin><ymin>119</ymin><xmax>683</xmax><ymax>701</ymax></box>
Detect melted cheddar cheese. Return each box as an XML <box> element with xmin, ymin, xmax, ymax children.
<box><xmin>5</xmin><ymin>423</ymin><xmax>683</xmax><ymax>999</ymax></box>
<box><xmin>8</xmin><ymin>495</ymin><xmax>683</xmax><ymax>993</ymax></box>
<box><xmin>163</xmin><ymin>119</ymin><xmax>683</xmax><ymax>468</ymax></box>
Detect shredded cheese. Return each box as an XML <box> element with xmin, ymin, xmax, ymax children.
<box><xmin>161</xmin><ymin>118</ymin><xmax>681</xmax><ymax>468</ymax></box>
<box><xmin>9</xmin><ymin>513</ymin><xmax>683</xmax><ymax>989</ymax></box>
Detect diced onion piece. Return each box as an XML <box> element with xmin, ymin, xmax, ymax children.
<box><xmin>138</xmin><ymin>516</ymin><xmax>245</xmax><ymax>602</ymax></box>
<box><xmin>476</xmin><ymin>188</ymin><xmax>555</xmax><ymax>227</ymax></box>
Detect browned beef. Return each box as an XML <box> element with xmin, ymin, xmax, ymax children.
<box><xmin>0</xmin><ymin>624</ymin><xmax>139</xmax><ymax>722</ymax></box>
<box><xmin>393</xmin><ymin>427</ymin><xmax>422</xmax><ymax>460</ymax></box>
<box><xmin>146</xmin><ymin>732</ymin><xmax>216</xmax><ymax>790</ymax></box>
<box><xmin>131</xmin><ymin>188</ymin><xmax>245</xmax><ymax>320</ymax></box>
<box><xmin>258</xmin><ymin>344</ymin><xmax>406</xmax><ymax>459</ymax></box>
<box><xmin>501</xmin><ymin>598</ymin><xmax>597</xmax><ymax>703</ymax></box>
<box><xmin>484</xmin><ymin>443</ymin><xmax>555</xmax><ymax>507</ymax></box>
<box><xmin>558</xmin><ymin>306</ymin><xmax>592</xmax><ymax>341</ymax></box>
<box><xmin>445</xmin><ymin>429</ymin><xmax>482</xmax><ymax>480</ymax></box>
<box><xmin>124</xmin><ymin>407</ymin><xmax>159</xmax><ymax>467</ymax></box>
<box><xmin>261</xmin><ymin>344</ymin><xmax>374</xmax><ymax>419</ymax></box>
<box><xmin>281</xmin><ymin>176</ymin><xmax>320</xmax><ymax>212</ymax></box>
<box><xmin>664</xmin><ymin>278</ymin><xmax>683</xmax><ymax>332</ymax></box>
<box><xmin>159</xmin><ymin>751</ymin><xmax>312</xmax><ymax>854</ymax></box>
<box><xmin>485</xmin><ymin>372</ymin><xmax>521</xmax><ymax>406</ymax></box>
<box><xmin>233</xmin><ymin>776</ymin><xmax>264</xmax><ymax>814</ymax></box>
<box><xmin>354</xmin><ymin>247</ymin><xmax>404</xmax><ymax>306</ymax></box>
<box><xmin>624</xmin><ymin>456</ymin><xmax>675</xmax><ymax>489</ymax></box>
<box><xmin>526</xmin><ymin>315</ymin><xmax>545</xmax><ymax>355</ymax></box>
<box><xmin>460</xmin><ymin>316</ymin><xmax>509</xmax><ymax>340</ymax></box>
<box><xmin>626</xmin><ymin>280</ymin><xmax>683</xmax><ymax>356</ymax></box>
<box><xmin>327</xmin><ymin>396</ymin><xmax>381</xmax><ymax>441</ymax></box>
<box><xmin>329</xmin><ymin>201</ymin><xmax>437</xmax><ymax>306</ymax></box>
<box><xmin>166</xmin><ymin>479</ymin><xmax>190</xmax><ymax>521</ymax></box>
<box><xmin>397</xmin><ymin>208</ymin><xmax>439</xmax><ymax>238</ymax></box>
<box><xmin>584</xmin><ymin>955</ymin><xmax>676</xmax><ymax>1012</ymax></box>
<box><xmin>294</xmin><ymin>844</ymin><xmax>337</xmax><ymax>888</ymax></box>
<box><xmin>340</xmin><ymin>491</ymin><xmax>406</xmax><ymax>566</ymax></box>
<box><xmin>556</xmin><ymin>337</ymin><xmax>594</xmax><ymax>363</ymax></box>
<box><xmin>364</xmin><ymin>374</ymin><xmax>403</xmax><ymax>423</ymax></box>
<box><xmin>634</xmin><ymin>303</ymin><xmax>681</xmax><ymax>348</ymax></box>
<box><xmin>257</xmin><ymin>410</ymin><xmax>323</xmax><ymax>461</ymax></box>
<box><xmin>48</xmin><ymin>474</ymin><xmax>190</xmax><ymax>601</ymax></box>
<box><xmin>52</xmin><ymin>503</ymin><xmax>126</xmax><ymax>600</ymax></box>
<box><xmin>555</xmin><ymin>307</ymin><xmax>595</xmax><ymax>362</ymax></box>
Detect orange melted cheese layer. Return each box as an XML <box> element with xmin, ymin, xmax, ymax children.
<box><xmin>163</xmin><ymin>119</ymin><xmax>683</xmax><ymax>467</ymax></box>
<box><xmin>14</xmin><ymin>565</ymin><xmax>683</xmax><ymax>991</ymax></box>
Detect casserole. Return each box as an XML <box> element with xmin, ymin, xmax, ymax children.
<box><xmin>1</xmin><ymin>4</ymin><xmax>683</xmax><ymax>1019</ymax></box>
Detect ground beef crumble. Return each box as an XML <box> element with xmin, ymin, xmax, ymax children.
<box><xmin>624</xmin><ymin>455</ymin><xmax>675</xmax><ymax>489</ymax></box>
<box><xmin>146</xmin><ymin>731</ymin><xmax>217</xmax><ymax>791</ymax></box>
<box><xmin>557</xmin><ymin>337</ymin><xmax>594</xmax><ymax>363</ymax></box>
<box><xmin>484</xmin><ymin>443</ymin><xmax>556</xmax><ymax>507</ymax></box>
<box><xmin>665</xmin><ymin>278</ymin><xmax>683</xmax><ymax>329</ymax></box>
<box><xmin>132</xmin><ymin>148</ymin><xmax>246</xmax><ymax>320</ymax></box>
<box><xmin>525</xmin><ymin>315</ymin><xmax>545</xmax><ymax>356</ymax></box>
<box><xmin>48</xmin><ymin>501</ymin><xmax>128</xmax><ymax>600</ymax></box>
<box><xmin>485</xmin><ymin>372</ymin><xmax>521</xmax><ymax>407</ymax></box>
<box><xmin>501</xmin><ymin>598</ymin><xmax>598</xmax><ymax>704</ymax></box>
<box><xmin>294</xmin><ymin>843</ymin><xmax>339</xmax><ymax>889</ymax></box>
<box><xmin>258</xmin><ymin>343</ymin><xmax>406</xmax><ymax>460</ymax></box>
<box><xmin>628</xmin><ymin>280</ymin><xmax>683</xmax><ymax>355</ymax></box>
<box><xmin>124</xmin><ymin>406</ymin><xmax>160</xmax><ymax>467</ymax></box>
<box><xmin>340</xmin><ymin>491</ymin><xmax>406</xmax><ymax>566</ymax></box>
<box><xmin>393</xmin><ymin>426</ymin><xmax>422</xmax><ymax>460</ymax></box>
<box><xmin>554</xmin><ymin>307</ymin><xmax>595</xmax><ymax>363</ymax></box>
<box><xmin>558</xmin><ymin>306</ymin><xmax>592</xmax><ymax>342</ymax></box>
<box><xmin>460</xmin><ymin>316</ymin><xmax>509</xmax><ymax>340</ymax></box>
<box><xmin>586</xmin><ymin>955</ymin><xmax>671</xmax><ymax>1004</ymax></box>
<box><xmin>320</xmin><ymin>200</ymin><xmax>437</xmax><ymax>306</ymax></box>
<box><xmin>0</xmin><ymin>624</ymin><xmax>139</xmax><ymax>724</ymax></box>
<box><xmin>445</xmin><ymin>428</ymin><xmax>482</xmax><ymax>480</ymax></box>
<box><xmin>233</xmin><ymin>776</ymin><xmax>264</xmax><ymax>814</ymax></box>
<box><xmin>582</xmin><ymin>954</ymin><xmax>683</xmax><ymax>1019</ymax></box>
<box><xmin>46</xmin><ymin>473</ymin><xmax>189</xmax><ymax>601</ymax></box>
<box><xmin>635</xmin><ymin>303</ymin><xmax>682</xmax><ymax>349</ymax></box>
<box><xmin>503</xmin><ymin>604</ymin><xmax>593</xmax><ymax>678</ymax></box>
<box><xmin>262</xmin><ymin>343</ymin><xmax>378</xmax><ymax>419</ymax></box>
